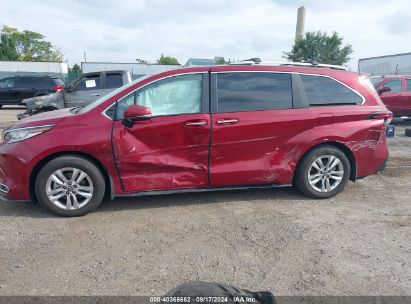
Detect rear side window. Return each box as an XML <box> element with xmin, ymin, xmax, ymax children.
<box><xmin>53</xmin><ymin>78</ymin><xmax>65</xmax><ymax>86</ymax></box>
<box><xmin>217</xmin><ymin>72</ymin><xmax>292</xmax><ymax>112</ymax></box>
<box><xmin>406</xmin><ymin>79</ymin><xmax>411</xmax><ymax>92</ymax></box>
<box><xmin>383</xmin><ymin>79</ymin><xmax>402</xmax><ymax>92</ymax></box>
<box><xmin>300</xmin><ymin>75</ymin><xmax>363</xmax><ymax>106</ymax></box>
<box><xmin>105</xmin><ymin>73</ymin><xmax>123</xmax><ymax>89</ymax></box>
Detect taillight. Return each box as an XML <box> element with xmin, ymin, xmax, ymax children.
<box><xmin>54</xmin><ymin>85</ymin><xmax>64</xmax><ymax>91</ymax></box>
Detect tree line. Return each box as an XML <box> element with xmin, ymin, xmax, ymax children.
<box><xmin>0</xmin><ymin>24</ymin><xmax>353</xmax><ymax>69</ymax></box>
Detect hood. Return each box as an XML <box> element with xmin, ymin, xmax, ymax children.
<box><xmin>9</xmin><ymin>108</ymin><xmax>74</xmax><ymax>130</ymax></box>
<box><xmin>23</xmin><ymin>91</ymin><xmax>64</xmax><ymax>110</ymax></box>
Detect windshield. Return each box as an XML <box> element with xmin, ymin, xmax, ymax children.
<box><xmin>78</xmin><ymin>75</ymin><xmax>151</xmax><ymax>114</ymax></box>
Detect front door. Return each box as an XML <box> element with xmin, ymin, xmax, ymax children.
<box><xmin>0</xmin><ymin>77</ymin><xmax>15</xmax><ymax>104</ymax></box>
<box><xmin>378</xmin><ymin>78</ymin><xmax>404</xmax><ymax>116</ymax></box>
<box><xmin>402</xmin><ymin>78</ymin><xmax>411</xmax><ymax>116</ymax></box>
<box><xmin>112</xmin><ymin>73</ymin><xmax>210</xmax><ymax>192</ymax></box>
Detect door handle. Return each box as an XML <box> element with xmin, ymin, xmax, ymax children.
<box><xmin>91</xmin><ymin>93</ymin><xmax>100</xmax><ymax>97</ymax></box>
<box><xmin>184</xmin><ymin>120</ymin><xmax>208</xmax><ymax>127</ymax></box>
<box><xmin>216</xmin><ymin>118</ymin><xmax>239</xmax><ymax>125</ymax></box>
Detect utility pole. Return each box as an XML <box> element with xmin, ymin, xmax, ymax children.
<box><xmin>295</xmin><ymin>6</ymin><xmax>306</xmax><ymax>42</ymax></box>
<box><xmin>83</xmin><ymin>51</ymin><xmax>87</xmax><ymax>62</ymax></box>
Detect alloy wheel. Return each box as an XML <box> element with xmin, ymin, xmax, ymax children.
<box><xmin>45</xmin><ymin>167</ymin><xmax>94</xmax><ymax>210</ymax></box>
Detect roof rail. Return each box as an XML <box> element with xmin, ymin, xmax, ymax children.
<box><xmin>229</xmin><ymin>58</ymin><xmax>347</xmax><ymax>70</ymax></box>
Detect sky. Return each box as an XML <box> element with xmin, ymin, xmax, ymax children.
<box><xmin>1</xmin><ymin>0</ymin><xmax>410</xmax><ymax>70</ymax></box>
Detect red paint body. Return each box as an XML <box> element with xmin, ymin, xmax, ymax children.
<box><xmin>375</xmin><ymin>76</ymin><xmax>411</xmax><ymax>116</ymax></box>
<box><xmin>0</xmin><ymin>65</ymin><xmax>390</xmax><ymax>201</ymax></box>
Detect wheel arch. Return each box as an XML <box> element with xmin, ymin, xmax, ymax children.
<box><xmin>293</xmin><ymin>141</ymin><xmax>357</xmax><ymax>184</ymax></box>
<box><xmin>29</xmin><ymin>151</ymin><xmax>114</xmax><ymax>203</ymax></box>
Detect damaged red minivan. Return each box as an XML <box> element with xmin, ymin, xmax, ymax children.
<box><xmin>0</xmin><ymin>62</ymin><xmax>392</xmax><ymax>216</ymax></box>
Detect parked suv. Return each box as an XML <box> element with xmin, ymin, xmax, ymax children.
<box><xmin>0</xmin><ymin>76</ymin><xmax>64</xmax><ymax>107</ymax></box>
<box><xmin>0</xmin><ymin>62</ymin><xmax>392</xmax><ymax>216</ymax></box>
<box><xmin>374</xmin><ymin>75</ymin><xmax>411</xmax><ymax>117</ymax></box>
<box><xmin>17</xmin><ymin>70</ymin><xmax>132</xmax><ymax>118</ymax></box>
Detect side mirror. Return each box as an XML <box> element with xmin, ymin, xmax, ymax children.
<box><xmin>378</xmin><ymin>86</ymin><xmax>391</xmax><ymax>95</ymax></box>
<box><xmin>122</xmin><ymin>105</ymin><xmax>152</xmax><ymax>127</ymax></box>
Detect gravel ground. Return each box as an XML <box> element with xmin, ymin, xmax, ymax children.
<box><xmin>0</xmin><ymin>107</ymin><xmax>410</xmax><ymax>296</ymax></box>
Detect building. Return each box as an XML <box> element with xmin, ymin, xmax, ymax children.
<box><xmin>358</xmin><ymin>52</ymin><xmax>411</xmax><ymax>75</ymax></box>
<box><xmin>184</xmin><ymin>57</ymin><xmax>224</xmax><ymax>66</ymax></box>
<box><xmin>0</xmin><ymin>61</ymin><xmax>68</xmax><ymax>81</ymax></box>
<box><xmin>81</xmin><ymin>62</ymin><xmax>180</xmax><ymax>80</ymax></box>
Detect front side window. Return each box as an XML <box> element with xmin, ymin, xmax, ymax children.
<box><xmin>217</xmin><ymin>72</ymin><xmax>292</xmax><ymax>112</ymax></box>
<box><xmin>0</xmin><ymin>78</ymin><xmax>14</xmax><ymax>88</ymax></box>
<box><xmin>382</xmin><ymin>79</ymin><xmax>402</xmax><ymax>92</ymax></box>
<box><xmin>114</xmin><ymin>74</ymin><xmax>202</xmax><ymax>119</ymax></box>
<box><xmin>406</xmin><ymin>79</ymin><xmax>411</xmax><ymax>92</ymax></box>
<box><xmin>74</xmin><ymin>74</ymin><xmax>101</xmax><ymax>91</ymax></box>
<box><xmin>300</xmin><ymin>75</ymin><xmax>363</xmax><ymax>106</ymax></box>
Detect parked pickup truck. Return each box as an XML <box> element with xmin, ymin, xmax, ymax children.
<box><xmin>375</xmin><ymin>75</ymin><xmax>411</xmax><ymax>118</ymax></box>
<box><xmin>18</xmin><ymin>70</ymin><xmax>131</xmax><ymax>119</ymax></box>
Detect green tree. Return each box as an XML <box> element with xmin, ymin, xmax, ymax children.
<box><xmin>0</xmin><ymin>25</ymin><xmax>64</xmax><ymax>62</ymax></box>
<box><xmin>156</xmin><ymin>54</ymin><xmax>180</xmax><ymax>65</ymax></box>
<box><xmin>70</xmin><ymin>63</ymin><xmax>81</xmax><ymax>73</ymax></box>
<box><xmin>0</xmin><ymin>33</ymin><xmax>19</xmax><ymax>60</ymax></box>
<box><xmin>283</xmin><ymin>31</ymin><xmax>353</xmax><ymax>66</ymax></box>
<box><xmin>136</xmin><ymin>58</ymin><xmax>149</xmax><ymax>64</ymax></box>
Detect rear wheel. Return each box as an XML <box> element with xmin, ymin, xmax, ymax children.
<box><xmin>405</xmin><ymin>128</ymin><xmax>411</xmax><ymax>137</ymax></box>
<box><xmin>35</xmin><ymin>156</ymin><xmax>105</xmax><ymax>216</ymax></box>
<box><xmin>295</xmin><ymin>146</ymin><xmax>350</xmax><ymax>199</ymax></box>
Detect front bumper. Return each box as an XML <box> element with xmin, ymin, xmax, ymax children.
<box><xmin>0</xmin><ymin>142</ymin><xmax>34</xmax><ymax>201</ymax></box>
<box><xmin>0</xmin><ymin>192</ymin><xmax>29</xmax><ymax>203</ymax></box>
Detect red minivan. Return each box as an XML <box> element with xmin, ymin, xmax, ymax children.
<box><xmin>375</xmin><ymin>75</ymin><xmax>411</xmax><ymax>117</ymax></box>
<box><xmin>0</xmin><ymin>62</ymin><xmax>392</xmax><ymax>216</ymax></box>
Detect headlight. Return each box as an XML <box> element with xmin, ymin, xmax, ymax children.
<box><xmin>3</xmin><ymin>125</ymin><xmax>54</xmax><ymax>144</ymax></box>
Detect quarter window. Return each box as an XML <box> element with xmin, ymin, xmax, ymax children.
<box><xmin>383</xmin><ymin>79</ymin><xmax>402</xmax><ymax>92</ymax></box>
<box><xmin>114</xmin><ymin>74</ymin><xmax>202</xmax><ymax>119</ymax></box>
<box><xmin>300</xmin><ymin>75</ymin><xmax>363</xmax><ymax>105</ymax></box>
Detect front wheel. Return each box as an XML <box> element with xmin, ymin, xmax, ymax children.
<box><xmin>294</xmin><ymin>146</ymin><xmax>351</xmax><ymax>199</ymax></box>
<box><xmin>35</xmin><ymin>156</ymin><xmax>106</xmax><ymax>216</ymax></box>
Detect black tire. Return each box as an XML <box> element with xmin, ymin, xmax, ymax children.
<box><xmin>294</xmin><ymin>145</ymin><xmax>351</xmax><ymax>199</ymax></box>
<box><xmin>35</xmin><ymin>156</ymin><xmax>106</xmax><ymax>217</ymax></box>
<box><xmin>405</xmin><ymin>128</ymin><xmax>411</xmax><ymax>137</ymax></box>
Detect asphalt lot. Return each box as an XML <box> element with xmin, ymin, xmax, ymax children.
<box><xmin>0</xmin><ymin>106</ymin><xmax>410</xmax><ymax>296</ymax></box>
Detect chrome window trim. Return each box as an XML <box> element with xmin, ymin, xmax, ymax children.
<box><xmin>101</xmin><ymin>72</ymin><xmax>207</xmax><ymax>121</ymax></box>
<box><xmin>212</xmin><ymin>70</ymin><xmax>366</xmax><ymax>105</ymax></box>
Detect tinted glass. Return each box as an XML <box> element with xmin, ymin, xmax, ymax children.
<box><xmin>406</xmin><ymin>79</ymin><xmax>411</xmax><ymax>92</ymax></box>
<box><xmin>114</xmin><ymin>74</ymin><xmax>202</xmax><ymax>119</ymax></box>
<box><xmin>53</xmin><ymin>78</ymin><xmax>65</xmax><ymax>86</ymax></box>
<box><xmin>217</xmin><ymin>72</ymin><xmax>292</xmax><ymax>112</ymax></box>
<box><xmin>383</xmin><ymin>79</ymin><xmax>402</xmax><ymax>92</ymax></box>
<box><xmin>0</xmin><ymin>78</ymin><xmax>14</xmax><ymax>88</ymax></box>
<box><xmin>300</xmin><ymin>75</ymin><xmax>363</xmax><ymax>105</ymax></box>
<box><xmin>105</xmin><ymin>73</ymin><xmax>123</xmax><ymax>89</ymax></box>
<box><xmin>75</xmin><ymin>74</ymin><xmax>101</xmax><ymax>91</ymax></box>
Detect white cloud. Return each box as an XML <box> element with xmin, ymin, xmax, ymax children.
<box><xmin>1</xmin><ymin>0</ymin><xmax>410</xmax><ymax>69</ymax></box>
